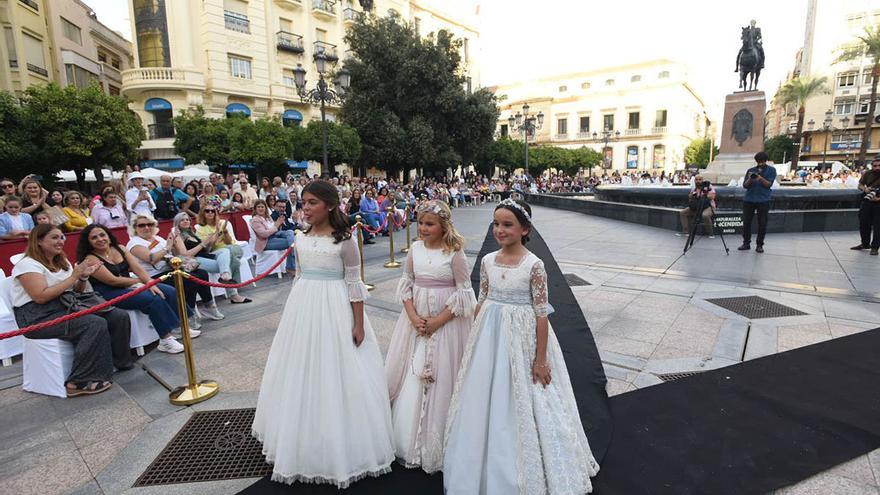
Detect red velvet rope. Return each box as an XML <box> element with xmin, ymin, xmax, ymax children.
<box><xmin>185</xmin><ymin>244</ymin><xmax>294</xmax><ymax>289</ymax></box>
<box><xmin>0</xmin><ymin>276</ymin><xmax>167</xmax><ymax>340</ymax></box>
<box><xmin>360</xmin><ymin>214</ymin><xmax>390</xmax><ymax>234</ymax></box>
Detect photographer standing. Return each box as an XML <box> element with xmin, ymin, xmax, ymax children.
<box><xmin>852</xmin><ymin>156</ymin><xmax>880</xmax><ymax>255</ymax></box>
<box><xmin>739</xmin><ymin>151</ymin><xmax>776</xmax><ymax>253</ymax></box>
<box><xmin>678</xmin><ymin>174</ymin><xmax>716</xmax><ymax>238</ymax></box>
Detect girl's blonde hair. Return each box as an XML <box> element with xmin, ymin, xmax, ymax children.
<box><xmin>417</xmin><ymin>200</ymin><xmax>464</xmax><ymax>255</ymax></box>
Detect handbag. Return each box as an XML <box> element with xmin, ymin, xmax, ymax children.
<box><xmin>43</xmin><ymin>205</ymin><xmax>70</xmax><ymax>227</ymax></box>
<box><xmin>58</xmin><ymin>290</ymin><xmax>113</xmax><ymax>315</ymax></box>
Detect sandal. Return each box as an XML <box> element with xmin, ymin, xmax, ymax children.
<box><xmin>66</xmin><ymin>381</ymin><xmax>112</xmax><ymax>397</ymax></box>
<box><xmin>230</xmin><ymin>297</ymin><xmax>252</xmax><ymax>304</ymax></box>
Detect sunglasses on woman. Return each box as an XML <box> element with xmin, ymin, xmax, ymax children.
<box><xmin>204</xmin><ymin>209</ymin><xmax>216</xmax><ymax>213</ymax></box>
<box><xmin>136</xmin><ymin>223</ymin><xmax>155</xmax><ymax>228</ymax></box>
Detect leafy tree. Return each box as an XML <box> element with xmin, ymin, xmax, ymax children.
<box><xmin>778</xmin><ymin>74</ymin><xmax>829</xmax><ymax>169</ymax></box>
<box><xmin>0</xmin><ymin>92</ymin><xmax>31</xmax><ymax>173</ymax></box>
<box><xmin>571</xmin><ymin>146</ymin><xmax>603</xmax><ymax>176</ymax></box>
<box><xmin>764</xmin><ymin>134</ymin><xmax>795</xmax><ymax>164</ymax></box>
<box><xmin>342</xmin><ymin>13</ymin><xmax>497</xmax><ymax>179</ymax></box>
<box><xmin>837</xmin><ymin>24</ymin><xmax>880</xmax><ymax>165</ymax></box>
<box><xmin>294</xmin><ymin>120</ymin><xmax>362</xmax><ymax>170</ymax></box>
<box><xmin>174</xmin><ymin>107</ymin><xmax>231</xmax><ymax>169</ymax></box>
<box><xmin>684</xmin><ymin>138</ymin><xmax>719</xmax><ymax>168</ymax></box>
<box><xmin>474</xmin><ymin>135</ymin><xmax>522</xmax><ymax>176</ymax></box>
<box><xmin>228</xmin><ymin>116</ymin><xmax>293</xmax><ymax>180</ymax></box>
<box><xmin>23</xmin><ymin>83</ymin><xmax>144</xmax><ymax>189</ymax></box>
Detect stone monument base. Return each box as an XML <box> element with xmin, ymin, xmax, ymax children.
<box><xmin>703</xmin><ymin>153</ymin><xmax>756</xmax><ymax>184</ymax></box>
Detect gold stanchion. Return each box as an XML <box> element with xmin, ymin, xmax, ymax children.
<box><xmin>401</xmin><ymin>205</ymin><xmax>411</xmax><ymax>254</ymax></box>
<box><xmin>355</xmin><ymin>215</ymin><xmax>375</xmax><ymax>291</ymax></box>
<box><xmin>383</xmin><ymin>206</ymin><xmax>401</xmax><ymax>268</ymax></box>
<box><xmin>168</xmin><ymin>258</ymin><xmax>219</xmax><ymax>406</ymax></box>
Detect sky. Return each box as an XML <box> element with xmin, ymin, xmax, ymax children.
<box><xmin>84</xmin><ymin>0</ymin><xmax>810</xmax><ymax>119</ymax></box>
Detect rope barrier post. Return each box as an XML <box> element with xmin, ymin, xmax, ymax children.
<box><xmin>401</xmin><ymin>205</ymin><xmax>411</xmax><ymax>254</ymax></box>
<box><xmin>383</xmin><ymin>206</ymin><xmax>401</xmax><ymax>268</ymax></box>
<box><xmin>355</xmin><ymin>215</ymin><xmax>375</xmax><ymax>291</ymax></box>
<box><xmin>168</xmin><ymin>258</ymin><xmax>219</xmax><ymax>406</ymax></box>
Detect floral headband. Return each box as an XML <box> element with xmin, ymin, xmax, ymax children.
<box><xmin>416</xmin><ymin>200</ymin><xmax>451</xmax><ymax>221</ymax></box>
<box><xmin>498</xmin><ymin>198</ymin><xmax>531</xmax><ymax>221</ymax></box>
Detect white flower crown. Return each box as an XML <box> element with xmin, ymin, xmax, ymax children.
<box><xmin>498</xmin><ymin>198</ymin><xmax>531</xmax><ymax>221</ymax></box>
<box><xmin>416</xmin><ymin>200</ymin><xmax>452</xmax><ymax>221</ymax></box>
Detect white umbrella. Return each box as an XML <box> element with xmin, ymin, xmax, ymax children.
<box><xmin>138</xmin><ymin>167</ymin><xmax>167</xmax><ymax>180</ymax></box>
<box><xmin>171</xmin><ymin>166</ymin><xmax>211</xmax><ymax>183</ymax></box>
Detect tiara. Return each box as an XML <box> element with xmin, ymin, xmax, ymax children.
<box><xmin>498</xmin><ymin>198</ymin><xmax>531</xmax><ymax>220</ymax></box>
<box><xmin>416</xmin><ymin>200</ymin><xmax>451</xmax><ymax>220</ymax></box>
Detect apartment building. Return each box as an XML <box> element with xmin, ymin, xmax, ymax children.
<box><xmin>0</xmin><ymin>0</ymin><xmax>54</xmax><ymax>97</ymax></box>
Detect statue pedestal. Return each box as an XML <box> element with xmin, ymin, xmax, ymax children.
<box><xmin>704</xmin><ymin>91</ymin><xmax>766</xmax><ymax>183</ymax></box>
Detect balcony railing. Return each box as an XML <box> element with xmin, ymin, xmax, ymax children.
<box><xmin>651</xmin><ymin>126</ymin><xmax>667</xmax><ymax>134</ymax></box>
<box><xmin>277</xmin><ymin>31</ymin><xmax>305</xmax><ymax>53</ymax></box>
<box><xmin>624</xmin><ymin>128</ymin><xmax>642</xmax><ymax>136</ymax></box>
<box><xmin>27</xmin><ymin>63</ymin><xmax>48</xmax><ymax>77</ymax></box>
<box><xmin>343</xmin><ymin>7</ymin><xmax>361</xmax><ymax>22</ymax></box>
<box><xmin>148</xmin><ymin>123</ymin><xmax>175</xmax><ymax>140</ymax></box>
<box><xmin>577</xmin><ymin>131</ymin><xmax>591</xmax><ymax>139</ymax></box>
<box><xmin>554</xmin><ymin>133</ymin><xmax>569</xmax><ymax>140</ymax></box>
<box><xmin>100</xmin><ymin>62</ymin><xmax>122</xmax><ymax>81</ymax></box>
<box><xmin>122</xmin><ymin>67</ymin><xmax>207</xmax><ymax>91</ymax></box>
<box><xmin>224</xmin><ymin>11</ymin><xmax>251</xmax><ymax>33</ymax></box>
<box><xmin>312</xmin><ymin>0</ymin><xmax>336</xmax><ymax>15</ymax></box>
<box><xmin>275</xmin><ymin>0</ymin><xmax>302</xmax><ymax>6</ymax></box>
<box><xmin>313</xmin><ymin>41</ymin><xmax>338</xmax><ymax>61</ymax></box>
<box><xmin>19</xmin><ymin>0</ymin><xmax>38</xmax><ymax>11</ymax></box>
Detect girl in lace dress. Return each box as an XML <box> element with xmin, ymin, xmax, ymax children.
<box><xmin>385</xmin><ymin>200</ymin><xmax>476</xmax><ymax>473</ymax></box>
<box><xmin>443</xmin><ymin>198</ymin><xmax>599</xmax><ymax>495</ymax></box>
<box><xmin>252</xmin><ymin>180</ymin><xmax>394</xmax><ymax>488</ymax></box>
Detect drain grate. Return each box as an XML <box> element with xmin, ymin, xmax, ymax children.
<box><xmin>657</xmin><ymin>371</ymin><xmax>704</xmax><ymax>382</ymax></box>
<box><xmin>134</xmin><ymin>408</ymin><xmax>272</xmax><ymax>486</ymax></box>
<box><xmin>563</xmin><ymin>273</ymin><xmax>591</xmax><ymax>286</ymax></box>
<box><xmin>705</xmin><ymin>295</ymin><xmax>806</xmax><ymax>319</ymax></box>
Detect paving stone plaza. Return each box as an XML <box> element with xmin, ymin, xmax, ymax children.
<box><xmin>2</xmin><ymin>204</ymin><xmax>880</xmax><ymax>495</ymax></box>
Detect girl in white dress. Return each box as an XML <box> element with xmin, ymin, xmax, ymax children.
<box><xmin>252</xmin><ymin>180</ymin><xmax>394</xmax><ymax>488</ymax></box>
<box><xmin>385</xmin><ymin>200</ymin><xmax>476</xmax><ymax>473</ymax></box>
<box><xmin>443</xmin><ymin>198</ymin><xmax>599</xmax><ymax>495</ymax></box>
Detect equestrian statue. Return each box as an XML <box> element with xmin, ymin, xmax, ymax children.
<box><xmin>735</xmin><ymin>19</ymin><xmax>765</xmax><ymax>92</ymax></box>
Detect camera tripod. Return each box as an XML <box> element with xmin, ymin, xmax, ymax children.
<box><xmin>683</xmin><ymin>192</ymin><xmax>730</xmax><ymax>255</ymax></box>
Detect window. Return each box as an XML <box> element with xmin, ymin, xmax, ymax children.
<box><xmin>581</xmin><ymin>81</ymin><xmax>590</xmax><ymax>90</ymax></box>
<box><xmin>605</xmin><ymin>78</ymin><xmax>615</xmax><ymax>86</ymax></box>
<box><xmin>628</xmin><ymin>112</ymin><xmax>640</xmax><ymax>129</ymax></box>
<box><xmin>655</xmin><ymin>109</ymin><xmax>667</xmax><ymax>127</ymax></box>
<box><xmin>863</xmin><ymin>69</ymin><xmax>874</xmax><ymax>86</ymax></box>
<box><xmin>61</xmin><ymin>18</ymin><xmax>82</xmax><ymax>45</ymax></box>
<box><xmin>229</xmin><ymin>55</ymin><xmax>252</xmax><ymax>79</ymax></box>
<box><xmin>315</xmin><ymin>28</ymin><xmax>327</xmax><ymax>42</ymax></box>
<box><xmin>835</xmin><ymin>101</ymin><xmax>854</xmax><ymax>115</ymax></box>
<box><xmin>579</xmin><ymin>116</ymin><xmax>590</xmax><ymax>133</ymax></box>
<box><xmin>603</xmin><ymin>114</ymin><xmax>614</xmax><ymax>131</ymax></box>
<box><xmin>279</xmin><ymin>17</ymin><xmax>292</xmax><ymax>33</ymax></box>
<box><xmin>658</xmin><ymin>70</ymin><xmax>670</xmax><ymax>79</ymax></box>
<box><xmin>137</xmin><ymin>27</ymin><xmax>168</xmax><ymax>67</ymax></box>
<box><xmin>465</xmin><ymin>77</ymin><xmax>472</xmax><ymax>94</ymax></box>
<box><xmin>64</xmin><ymin>63</ymin><xmax>98</xmax><ymax>88</ymax></box>
<box><xmin>838</xmin><ymin>72</ymin><xmax>857</xmax><ymax>87</ymax></box>
<box><xmin>557</xmin><ymin>118</ymin><xmax>568</xmax><ymax>135</ymax></box>
<box><xmin>558</xmin><ymin>85</ymin><xmax>567</xmax><ymax>92</ymax></box>
<box><xmin>652</xmin><ymin>145</ymin><xmax>666</xmax><ymax>168</ymax></box>
<box><xmin>224</xmin><ymin>0</ymin><xmax>249</xmax><ymax>33</ymax></box>
<box><xmin>463</xmin><ymin>38</ymin><xmax>469</xmax><ymax>64</ymax></box>
<box><xmin>626</xmin><ymin>146</ymin><xmax>639</xmax><ymax>169</ymax></box>
<box><xmin>4</xmin><ymin>28</ymin><xmax>16</xmax><ymax>68</ymax></box>
<box><xmin>282</xmin><ymin>68</ymin><xmax>296</xmax><ymax>86</ymax></box>
<box><xmin>98</xmin><ymin>52</ymin><xmax>108</xmax><ymax>63</ymax></box>
<box><xmin>500</xmin><ymin>124</ymin><xmax>508</xmax><ymax>137</ymax></box>
<box><xmin>860</xmin><ymin>99</ymin><xmax>880</xmax><ymax>114</ymax></box>
<box><xmin>630</xmin><ymin>74</ymin><xmax>641</xmax><ymax>83</ymax></box>
<box><xmin>23</xmin><ymin>33</ymin><xmax>46</xmax><ymax>76</ymax></box>
<box><xmin>108</xmin><ymin>85</ymin><xmax>120</xmax><ymax>96</ymax></box>
<box><xmin>413</xmin><ymin>17</ymin><xmax>420</xmax><ymax>35</ymax></box>
<box><xmin>111</xmin><ymin>57</ymin><xmax>121</xmax><ymax>69</ymax></box>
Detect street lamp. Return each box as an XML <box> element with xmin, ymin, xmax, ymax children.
<box><xmin>507</xmin><ymin>102</ymin><xmax>544</xmax><ymax>175</ymax></box>
<box><xmin>293</xmin><ymin>56</ymin><xmax>351</xmax><ymax>178</ymax></box>
<box><xmin>642</xmin><ymin>146</ymin><xmax>647</xmax><ymax>170</ymax></box>
<box><xmin>592</xmin><ymin>127</ymin><xmax>621</xmax><ymax>173</ymax></box>
<box><xmin>821</xmin><ymin>109</ymin><xmax>833</xmax><ymax>167</ymax></box>
<box><xmin>840</xmin><ymin>115</ymin><xmax>852</xmax><ymax>165</ymax></box>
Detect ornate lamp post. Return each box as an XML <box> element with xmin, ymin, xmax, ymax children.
<box><xmin>507</xmin><ymin>103</ymin><xmax>544</xmax><ymax>174</ymax></box>
<box><xmin>592</xmin><ymin>127</ymin><xmax>621</xmax><ymax>171</ymax></box>
<box><xmin>820</xmin><ymin>109</ymin><xmax>833</xmax><ymax>167</ymax></box>
<box><xmin>642</xmin><ymin>146</ymin><xmax>647</xmax><ymax>170</ymax></box>
<box><xmin>293</xmin><ymin>53</ymin><xmax>351</xmax><ymax>178</ymax></box>
<box><xmin>840</xmin><ymin>115</ymin><xmax>852</xmax><ymax>165</ymax></box>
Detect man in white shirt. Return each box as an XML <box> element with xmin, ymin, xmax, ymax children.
<box><xmin>125</xmin><ymin>172</ymin><xmax>156</xmax><ymax>217</ymax></box>
<box><xmin>238</xmin><ymin>177</ymin><xmax>258</xmax><ymax>209</ymax></box>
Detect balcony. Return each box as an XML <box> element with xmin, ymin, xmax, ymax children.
<box><xmin>651</xmin><ymin>126</ymin><xmax>667</xmax><ymax>135</ymax></box>
<box><xmin>343</xmin><ymin>7</ymin><xmax>362</xmax><ymax>23</ymax></box>
<box><xmin>313</xmin><ymin>41</ymin><xmax>338</xmax><ymax>62</ymax></box>
<box><xmin>121</xmin><ymin>67</ymin><xmax>206</xmax><ymax>92</ymax></box>
<box><xmin>275</xmin><ymin>0</ymin><xmax>303</xmax><ymax>7</ymax></box>
<box><xmin>18</xmin><ymin>0</ymin><xmax>38</xmax><ymax>11</ymax></box>
<box><xmin>148</xmin><ymin>123</ymin><xmax>175</xmax><ymax>140</ymax></box>
<box><xmin>624</xmin><ymin>128</ymin><xmax>642</xmax><ymax>136</ymax></box>
<box><xmin>224</xmin><ymin>11</ymin><xmax>251</xmax><ymax>34</ymax></box>
<box><xmin>100</xmin><ymin>62</ymin><xmax>122</xmax><ymax>82</ymax></box>
<box><xmin>576</xmin><ymin>132</ymin><xmax>592</xmax><ymax>139</ymax></box>
<box><xmin>277</xmin><ymin>31</ymin><xmax>305</xmax><ymax>53</ymax></box>
<box><xmin>554</xmin><ymin>133</ymin><xmax>569</xmax><ymax>140</ymax></box>
<box><xmin>9</xmin><ymin>59</ymin><xmax>18</xmax><ymax>68</ymax></box>
<box><xmin>27</xmin><ymin>63</ymin><xmax>48</xmax><ymax>77</ymax></box>
<box><xmin>312</xmin><ymin>0</ymin><xmax>336</xmax><ymax>17</ymax></box>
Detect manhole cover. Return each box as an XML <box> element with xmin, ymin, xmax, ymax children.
<box><xmin>134</xmin><ymin>408</ymin><xmax>272</xmax><ymax>486</ymax></box>
<box><xmin>705</xmin><ymin>295</ymin><xmax>806</xmax><ymax>319</ymax></box>
<box><xmin>563</xmin><ymin>273</ymin><xmax>591</xmax><ymax>286</ymax></box>
<box><xmin>657</xmin><ymin>371</ymin><xmax>704</xmax><ymax>382</ymax></box>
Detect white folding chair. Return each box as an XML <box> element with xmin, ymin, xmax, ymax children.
<box><xmin>0</xmin><ymin>276</ymin><xmax>24</xmax><ymax>366</ymax></box>
<box><xmin>126</xmin><ymin>310</ymin><xmax>157</xmax><ymax>356</ymax></box>
<box><xmin>244</xmin><ymin>215</ymin><xmax>285</xmax><ymax>281</ymax></box>
<box><xmin>10</xmin><ymin>252</ymin><xmax>24</xmax><ymax>265</ymax></box>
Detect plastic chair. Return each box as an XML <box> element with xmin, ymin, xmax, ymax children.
<box><xmin>243</xmin><ymin>215</ymin><xmax>285</xmax><ymax>280</ymax></box>
<box><xmin>10</xmin><ymin>252</ymin><xmax>24</xmax><ymax>265</ymax></box>
<box><xmin>0</xmin><ymin>276</ymin><xmax>24</xmax><ymax>366</ymax></box>
<box><xmin>127</xmin><ymin>310</ymin><xmax>157</xmax><ymax>356</ymax></box>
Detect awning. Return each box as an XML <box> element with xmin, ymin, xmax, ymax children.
<box><xmin>282</xmin><ymin>109</ymin><xmax>303</xmax><ymax>122</ymax></box>
<box><xmin>140</xmin><ymin>159</ymin><xmax>184</xmax><ymax>171</ymax></box>
<box><xmin>228</xmin><ymin>163</ymin><xmax>255</xmax><ymax>170</ymax></box>
<box><xmin>226</xmin><ymin>103</ymin><xmax>251</xmax><ymax>117</ymax></box>
<box><xmin>144</xmin><ymin>98</ymin><xmax>173</xmax><ymax>112</ymax></box>
<box><xmin>287</xmin><ymin>159</ymin><xmax>308</xmax><ymax>170</ymax></box>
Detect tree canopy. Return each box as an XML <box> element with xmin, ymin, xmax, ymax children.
<box><xmin>778</xmin><ymin>74</ymin><xmax>829</xmax><ymax>169</ymax></box>
<box><xmin>836</xmin><ymin>24</ymin><xmax>880</xmax><ymax>165</ymax></box>
<box><xmin>684</xmin><ymin>138</ymin><xmax>719</xmax><ymax>168</ymax></box>
<box><xmin>764</xmin><ymin>134</ymin><xmax>794</xmax><ymax>164</ymax></box>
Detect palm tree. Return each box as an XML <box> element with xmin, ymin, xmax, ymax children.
<box><xmin>837</xmin><ymin>24</ymin><xmax>880</xmax><ymax>166</ymax></box>
<box><xmin>779</xmin><ymin>75</ymin><xmax>829</xmax><ymax>170</ymax></box>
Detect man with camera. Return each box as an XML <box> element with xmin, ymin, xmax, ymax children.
<box><xmin>852</xmin><ymin>156</ymin><xmax>880</xmax><ymax>255</ymax></box>
<box><xmin>739</xmin><ymin>151</ymin><xmax>776</xmax><ymax>253</ymax></box>
<box><xmin>678</xmin><ymin>174</ymin><xmax>716</xmax><ymax>238</ymax></box>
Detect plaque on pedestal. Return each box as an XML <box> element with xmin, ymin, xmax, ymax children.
<box><xmin>704</xmin><ymin>91</ymin><xmax>766</xmax><ymax>183</ymax></box>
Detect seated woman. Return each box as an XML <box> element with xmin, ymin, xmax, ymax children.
<box><xmin>249</xmin><ymin>199</ymin><xmax>296</xmax><ymax>277</ymax></box>
<box><xmin>76</xmin><ymin>224</ymin><xmax>190</xmax><ymax>354</ymax></box>
<box><xmin>183</xmin><ymin>182</ymin><xmax>201</xmax><ymax>217</ymax></box>
<box><xmin>91</xmin><ymin>190</ymin><xmax>127</xmax><ymax>229</ymax></box>
<box><xmin>61</xmin><ymin>191</ymin><xmax>90</xmax><ymax>232</ymax></box>
<box><xmin>230</xmin><ymin>192</ymin><xmax>246</xmax><ymax>212</ymax></box>
<box><xmin>125</xmin><ymin>214</ymin><xmax>225</xmax><ymax>321</ymax></box>
<box><xmin>0</xmin><ymin>196</ymin><xmax>34</xmax><ymax>240</ymax></box>
<box><xmin>200</xmin><ymin>183</ymin><xmax>221</xmax><ymax>212</ymax></box>
<box><xmin>360</xmin><ymin>189</ymin><xmax>385</xmax><ymax>235</ymax></box>
<box><xmin>12</xmin><ymin>224</ymin><xmax>132</xmax><ymax>396</ymax></box>
<box><xmin>195</xmin><ymin>207</ymin><xmax>252</xmax><ymax>304</ymax></box>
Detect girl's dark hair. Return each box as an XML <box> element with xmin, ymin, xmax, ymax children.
<box><xmin>77</xmin><ymin>224</ymin><xmax>121</xmax><ymax>262</ymax></box>
<box><xmin>302</xmin><ymin>179</ymin><xmax>351</xmax><ymax>244</ymax></box>
<box><xmin>495</xmin><ymin>199</ymin><xmax>533</xmax><ymax>245</ymax></box>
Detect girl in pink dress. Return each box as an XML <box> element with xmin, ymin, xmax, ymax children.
<box><xmin>385</xmin><ymin>200</ymin><xmax>476</xmax><ymax>473</ymax></box>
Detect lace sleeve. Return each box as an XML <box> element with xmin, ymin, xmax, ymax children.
<box><xmin>341</xmin><ymin>236</ymin><xmax>369</xmax><ymax>302</ymax></box>
<box><xmin>396</xmin><ymin>248</ymin><xmax>415</xmax><ymax>302</ymax></box>
<box><xmin>530</xmin><ymin>260</ymin><xmax>553</xmax><ymax>317</ymax></box>
<box><xmin>292</xmin><ymin>232</ymin><xmax>301</xmax><ymax>286</ymax></box>
<box><xmin>445</xmin><ymin>249</ymin><xmax>477</xmax><ymax>317</ymax></box>
<box><xmin>477</xmin><ymin>256</ymin><xmax>489</xmax><ymax>304</ymax></box>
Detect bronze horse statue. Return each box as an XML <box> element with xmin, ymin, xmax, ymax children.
<box><xmin>735</xmin><ymin>26</ymin><xmax>763</xmax><ymax>91</ymax></box>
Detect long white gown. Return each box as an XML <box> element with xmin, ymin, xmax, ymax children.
<box><xmin>252</xmin><ymin>231</ymin><xmax>394</xmax><ymax>488</ymax></box>
<box><xmin>443</xmin><ymin>251</ymin><xmax>599</xmax><ymax>495</ymax></box>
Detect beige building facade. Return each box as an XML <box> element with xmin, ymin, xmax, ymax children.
<box><xmin>494</xmin><ymin>60</ymin><xmax>711</xmax><ymax>173</ymax></box>
<box><xmin>122</xmin><ymin>0</ymin><xmax>480</xmax><ymax>170</ymax></box>
<box><xmin>0</xmin><ymin>0</ymin><xmax>55</xmax><ymax>97</ymax></box>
